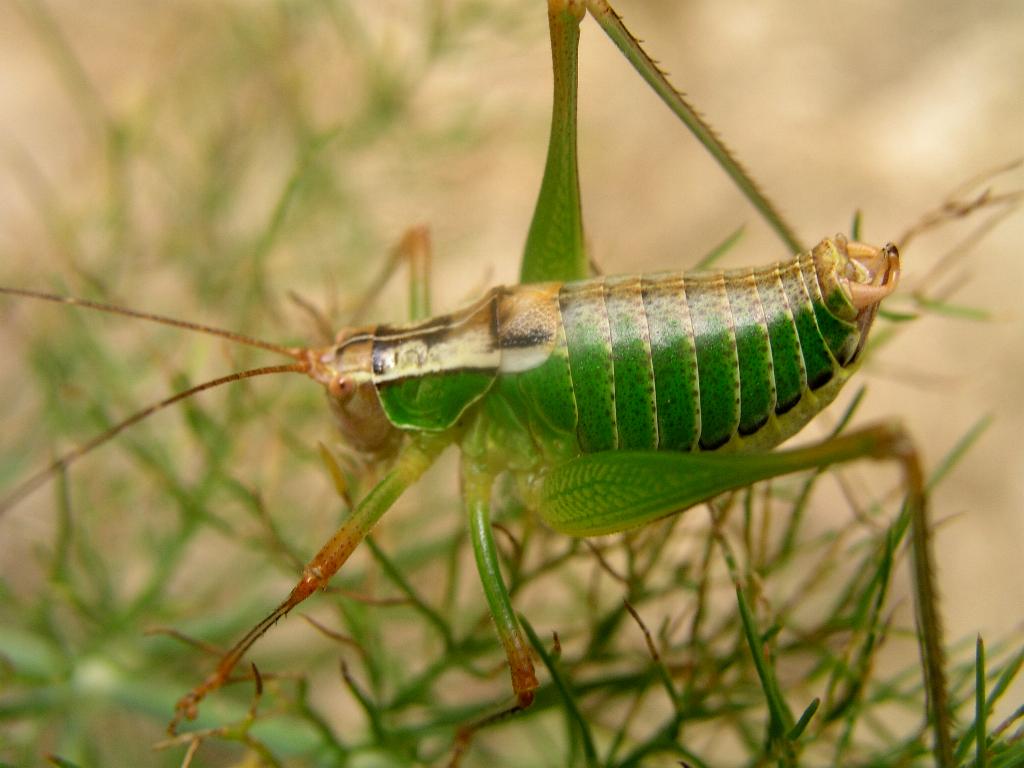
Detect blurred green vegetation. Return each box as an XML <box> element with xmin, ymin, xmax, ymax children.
<box><xmin>1</xmin><ymin>2</ymin><xmax>1021</xmax><ymax>767</ymax></box>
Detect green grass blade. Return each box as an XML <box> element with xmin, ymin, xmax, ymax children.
<box><xmin>926</xmin><ymin>415</ymin><xmax>993</xmax><ymax>492</ymax></box>
<box><xmin>976</xmin><ymin>636</ymin><xmax>989</xmax><ymax>768</ymax></box>
<box><xmin>713</xmin><ymin>526</ymin><xmax>796</xmax><ymax>753</ymax></box>
<box><xmin>788</xmin><ymin>697</ymin><xmax>820</xmax><ymax>741</ymax></box>
<box><xmin>693</xmin><ymin>224</ymin><xmax>745</xmax><ymax>271</ymax></box>
<box><xmin>850</xmin><ymin>210</ymin><xmax>863</xmax><ymax>241</ymax></box>
<box><xmin>521</xmin><ymin>616</ymin><xmax>599</xmax><ymax>768</ymax></box>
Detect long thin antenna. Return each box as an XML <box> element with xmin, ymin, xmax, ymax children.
<box><xmin>0</xmin><ymin>363</ymin><xmax>308</xmax><ymax>517</ymax></box>
<box><xmin>0</xmin><ymin>287</ymin><xmax>303</xmax><ymax>359</ymax></box>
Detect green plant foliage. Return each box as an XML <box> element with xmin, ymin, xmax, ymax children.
<box><xmin>1</xmin><ymin>2</ymin><xmax>1021</xmax><ymax>767</ymax></box>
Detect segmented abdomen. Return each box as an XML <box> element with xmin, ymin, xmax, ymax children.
<box><xmin>556</xmin><ymin>248</ymin><xmax>860</xmax><ymax>454</ymax></box>
<box><xmin>365</xmin><ymin>239</ymin><xmax>867</xmax><ymax>452</ymax></box>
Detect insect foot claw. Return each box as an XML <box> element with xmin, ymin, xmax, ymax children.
<box><xmin>511</xmin><ymin>665</ymin><xmax>539</xmax><ymax>702</ymax></box>
<box><xmin>516</xmin><ymin>689</ymin><xmax>535</xmax><ymax>708</ymax></box>
<box><xmin>169</xmin><ymin>698</ymin><xmax>195</xmax><ymax>735</ymax></box>
<box><xmin>168</xmin><ymin>680</ymin><xmax>213</xmax><ymax>734</ymax></box>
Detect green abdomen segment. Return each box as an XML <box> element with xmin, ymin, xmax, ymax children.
<box><xmin>551</xmin><ymin>246</ymin><xmax>863</xmax><ymax>454</ymax></box>
<box><xmin>369</xmin><ymin>240</ymin><xmax>864</xmax><ymax>455</ymax></box>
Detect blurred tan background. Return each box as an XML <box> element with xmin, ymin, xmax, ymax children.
<box><xmin>1</xmin><ymin>0</ymin><xmax>1021</xmax><ymax>761</ymax></box>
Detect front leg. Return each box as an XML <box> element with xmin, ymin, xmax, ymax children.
<box><xmin>170</xmin><ymin>431</ymin><xmax>451</xmax><ymax>733</ymax></box>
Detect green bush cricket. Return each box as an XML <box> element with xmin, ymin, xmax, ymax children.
<box><xmin>2</xmin><ymin>1</ymin><xmax>1024</xmax><ymax>768</ymax></box>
